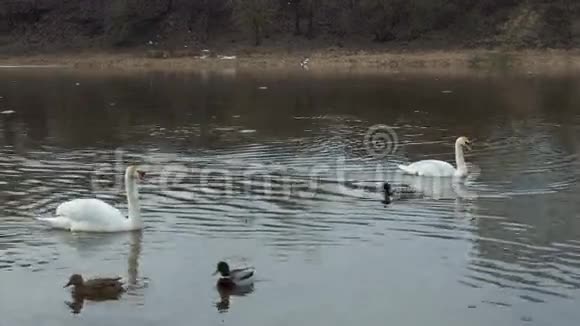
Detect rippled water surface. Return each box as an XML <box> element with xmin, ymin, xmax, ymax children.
<box><xmin>1</xmin><ymin>68</ymin><xmax>580</xmax><ymax>325</ymax></box>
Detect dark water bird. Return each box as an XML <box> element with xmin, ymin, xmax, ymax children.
<box><xmin>213</xmin><ymin>261</ymin><xmax>255</xmax><ymax>289</ymax></box>
<box><xmin>382</xmin><ymin>182</ymin><xmax>420</xmax><ymax>204</ymax></box>
<box><xmin>63</xmin><ymin>274</ymin><xmax>125</xmax><ymax>314</ymax></box>
<box><xmin>64</xmin><ymin>274</ymin><xmax>125</xmax><ymax>299</ymax></box>
<box><xmin>213</xmin><ymin>261</ymin><xmax>255</xmax><ymax>313</ymax></box>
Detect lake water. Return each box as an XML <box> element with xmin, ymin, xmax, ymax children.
<box><xmin>1</xmin><ymin>68</ymin><xmax>580</xmax><ymax>326</ymax></box>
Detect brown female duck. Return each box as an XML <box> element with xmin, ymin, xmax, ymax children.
<box><xmin>64</xmin><ymin>274</ymin><xmax>125</xmax><ymax>299</ymax></box>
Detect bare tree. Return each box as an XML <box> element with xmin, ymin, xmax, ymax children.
<box><xmin>289</xmin><ymin>0</ymin><xmax>302</xmax><ymax>35</ymax></box>
<box><xmin>305</xmin><ymin>0</ymin><xmax>319</xmax><ymax>39</ymax></box>
<box><xmin>230</xmin><ymin>0</ymin><xmax>276</xmax><ymax>45</ymax></box>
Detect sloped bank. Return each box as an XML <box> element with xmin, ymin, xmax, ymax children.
<box><xmin>1</xmin><ymin>49</ymin><xmax>580</xmax><ymax>76</ymax></box>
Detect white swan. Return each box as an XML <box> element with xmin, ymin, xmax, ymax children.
<box><xmin>398</xmin><ymin>136</ymin><xmax>471</xmax><ymax>178</ymax></box>
<box><xmin>35</xmin><ymin>165</ymin><xmax>146</xmax><ymax>232</ymax></box>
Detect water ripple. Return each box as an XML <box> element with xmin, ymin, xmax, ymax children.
<box><xmin>2</xmin><ymin>107</ymin><xmax>580</xmax><ymax>313</ymax></box>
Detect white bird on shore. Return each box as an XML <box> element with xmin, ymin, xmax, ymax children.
<box><xmin>300</xmin><ymin>57</ymin><xmax>310</xmax><ymax>69</ymax></box>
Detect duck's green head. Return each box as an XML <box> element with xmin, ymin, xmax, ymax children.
<box><xmin>213</xmin><ymin>261</ymin><xmax>230</xmax><ymax>276</ymax></box>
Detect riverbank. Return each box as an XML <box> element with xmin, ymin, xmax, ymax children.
<box><xmin>2</xmin><ymin>48</ymin><xmax>580</xmax><ymax>75</ymax></box>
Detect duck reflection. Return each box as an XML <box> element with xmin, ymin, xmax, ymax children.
<box><xmin>1</xmin><ymin>110</ymin><xmax>20</xmax><ymax>152</ymax></box>
<box><xmin>215</xmin><ymin>283</ymin><xmax>255</xmax><ymax>313</ymax></box>
<box><xmin>66</xmin><ymin>293</ymin><xmax>121</xmax><ymax>314</ymax></box>
<box><xmin>64</xmin><ymin>230</ymin><xmax>144</xmax><ymax>314</ymax></box>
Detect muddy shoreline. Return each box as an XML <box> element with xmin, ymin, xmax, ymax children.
<box><xmin>1</xmin><ymin>49</ymin><xmax>580</xmax><ymax>75</ymax></box>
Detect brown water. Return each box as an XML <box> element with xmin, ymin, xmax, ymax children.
<box><xmin>1</xmin><ymin>68</ymin><xmax>580</xmax><ymax>325</ymax></box>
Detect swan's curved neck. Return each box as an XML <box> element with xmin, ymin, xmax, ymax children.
<box><xmin>455</xmin><ymin>142</ymin><xmax>467</xmax><ymax>174</ymax></box>
<box><xmin>125</xmin><ymin>171</ymin><xmax>142</xmax><ymax>226</ymax></box>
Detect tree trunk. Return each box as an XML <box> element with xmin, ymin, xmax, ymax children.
<box><xmin>306</xmin><ymin>1</ymin><xmax>314</xmax><ymax>39</ymax></box>
<box><xmin>293</xmin><ymin>0</ymin><xmax>301</xmax><ymax>35</ymax></box>
<box><xmin>253</xmin><ymin>19</ymin><xmax>262</xmax><ymax>46</ymax></box>
<box><xmin>202</xmin><ymin>0</ymin><xmax>210</xmax><ymax>42</ymax></box>
<box><xmin>165</xmin><ymin>0</ymin><xmax>174</xmax><ymax>13</ymax></box>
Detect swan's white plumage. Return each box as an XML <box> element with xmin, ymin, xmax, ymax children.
<box><xmin>35</xmin><ymin>166</ymin><xmax>144</xmax><ymax>232</ymax></box>
<box><xmin>397</xmin><ymin>159</ymin><xmax>456</xmax><ymax>177</ymax></box>
<box><xmin>398</xmin><ymin>136</ymin><xmax>471</xmax><ymax>178</ymax></box>
<box><xmin>56</xmin><ymin>199</ymin><xmax>127</xmax><ymax>232</ymax></box>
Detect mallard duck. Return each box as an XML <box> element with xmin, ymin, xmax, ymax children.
<box><xmin>64</xmin><ymin>274</ymin><xmax>125</xmax><ymax>299</ymax></box>
<box><xmin>213</xmin><ymin>261</ymin><xmax>255</xmax><ymax>288</ymax></box>
<box><xmin>382</xmin><ymin>182</ymin><xmax>419</xmax><ymax>204</ymax></box>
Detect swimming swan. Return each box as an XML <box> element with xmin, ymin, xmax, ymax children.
<box><xmin>398</xmin><ymin>136</ymin><xmax>472</xmax><ymax>178</ymax></box>
<box><xmin>35</xmin><ymin>165</ymin><xmax>146</xmax><ymax>232</ymax></box>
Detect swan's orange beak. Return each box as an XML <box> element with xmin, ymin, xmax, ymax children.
<box><xmin>137</xmin><ymin>170</ymin><xmax>146</xmax><ymax>181</ymax></box>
